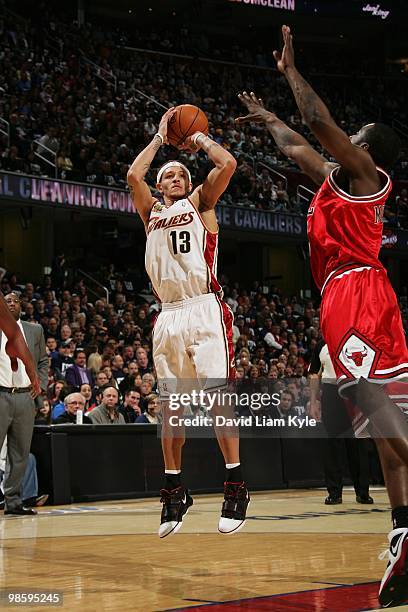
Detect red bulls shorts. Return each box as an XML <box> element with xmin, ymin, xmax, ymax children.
<box><xmin>321</xmin><ymin>265</ymin><xmax>408</xmax><ymax>399</ymax></box>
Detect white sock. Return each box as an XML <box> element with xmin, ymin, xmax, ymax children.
<box><xmin>225</xmin><ymin>463</ymin><xmax>240</xmax><ymax>469</ymax></box>
<box><xmin>165</xmin><ymin>469</ymin><xmax>181</xmax><ymax>474</ymax></box>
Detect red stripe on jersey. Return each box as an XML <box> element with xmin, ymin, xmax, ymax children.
<box><xmin>372</xmin><ymin>366</ymin><xmax>408</xmax><ymax>380</ymax></box>
<box><xmin>328</xmin><ymin>167</ymin><xmax>391</xmax><ymax>203</ymax></box>
<box><xmin>204</xmin><ymin>231</ymin><xmax>222</xmax><ymax>293</ymax></box>
<box><xmin>216</xmin><ymin>296</ymin><xmax>236</xmax><ymax>380</ymax></box>
<box><xmin>152</xmin><ymin>286</ymin><xmax>162</xmax><ymax>303</ymax></box>
<box><xmin>321</xmin><ymin>262</ymin><xmax>373</xmax><ymax>295</ymax></box>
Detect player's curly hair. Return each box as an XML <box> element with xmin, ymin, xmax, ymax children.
<box><xmin>358</xmin><ymin>123</ymin><xmax>401</xmax><ymax>171</ymax></box>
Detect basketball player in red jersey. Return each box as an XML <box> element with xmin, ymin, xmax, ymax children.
<box><xmin>127</xmin><ymin>108</ymin><xmax>250</xmax><ymax>538</ymax></box>
<box><xmin>237</xmin><ymin>25</ymin><xmax>408</xmax><ymax>608</ymax></box>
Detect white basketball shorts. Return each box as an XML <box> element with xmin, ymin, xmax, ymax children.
<box><xmin>153</xmin><ymin>293</ymin><xmax>235</xmax><ymax>397</ymax></box>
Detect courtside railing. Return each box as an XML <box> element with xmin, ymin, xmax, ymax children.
<box><xmin>77</xmin><ymin>269</ymin><xmax>110</xmax><ymax>304</ymax></box>
<box><xmin>296</xmin><ymin>184</ymin><xmax>315</xmax><ymax>205</ymax></box>
<box><xmin>33</xmin><ymin>140</ymin><xmax>58</xmax><ymax>178</ymax></box>
<box><xmin>79</xmin><ymin>52</ymin><xmax>117</xmax><ymax>91</ymax></box>
<box><xmin>0</xmin><ymin>117</ymin><xmax>10</xmax><ymax>147</ymax></box>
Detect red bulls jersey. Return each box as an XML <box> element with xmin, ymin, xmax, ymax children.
<box><xmin>145</xmin><ymin>197</ymin><xmax>221</xmax><ymax>303</ymax></box>
<box><xmin>307</xmin><ymin>166</ymin><xmax>392</xmax><ymax>291</ymax></box>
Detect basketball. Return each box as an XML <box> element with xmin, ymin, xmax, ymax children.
<box><xmin>167</xmin><ymin>104</ymin><xmax>209</xmax><ymax>147</ymax></box>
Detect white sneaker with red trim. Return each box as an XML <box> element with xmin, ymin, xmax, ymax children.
<box><xmin>379</xmin><ymin>527</ymin><xmax>408</xmax><ymax>607</ymax></box>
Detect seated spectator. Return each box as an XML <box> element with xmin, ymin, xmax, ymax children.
<box><xmin>47</xmin><ymin>380</ymin><xmax>67</xmax><ymax>406</ymax></box>
<box><xmin>65</xmin><ymin>349</ymin><xmax>93</xmax><ymax>389</ymax></box>
<box><xmin>119</xmin><ymin>361</ymin><xmax>140</xmax><ymax>395</ymax></box>
<box><xmin>53</xmin><ymin>393</ymin><xmax>92</xmax><ymax>424</ymax></box>
<box><xmin>37</xmin><ymin>127</ymin><xmax>59</xmax><ymax>161</ymax></box>
<box><xmin>35</xmin><ymin>398</ymin><xmax>51</xmax><ymax>425</ymax></box>
<box><xmin>135</xmin><ymin>394</ymin><xmax>161</xmax><ymax>424</ymax></box>
<box><xmin>79</xmin><ymin>383</ymin><xmax>93</xmax><ymax>412</ymax></box>
<box><xmin>87</xmin><ymin>385</ymin><xmax>105</xmax><ymax>413</ymax></box>
<box><xmin>274</xmin><ymin>391</ymin><xmax>298</xmax><ymax>423</ymax></box>
<box><xmin>238</xmin><ymin>355</ymin><xmax>251</xmax><ymax>377</ymax></box>
<box><xmin>142</xmin><ymin>372</ymin><xmax>156</xmax><ymax>390</ymax></box>
<box><xmin>102</xmin><ymin>365</ymin><xmax>118</xmax><ymax>389</ymax></box>
<box><xmin>56</xmin><ymin>149</ymin><xmax>73</xmax><ymax>177</ymax></box>
<box><xmin>87</xmin><ymin>351</ymin><xmax>102</xmax><ymax>375</ymax></box>
<box><xmin>51</xmin><ymin>341</ymin><xmax>74</xmax><ymax>378</ymax></box>
<box><xmin>46</xmin><ymin>337</ymin><xmax>59</xmax><ymax>360</ymax></box>
<box><xmin>122</xmin><ymin>345</ymin><xmax>135</xmax><ymax>365</ymax></box>
<box><xmin>136</xmin><ymin>348</ymin><xmax>151</xmax><ymax>375</ymax></box>
<box><xmin>119</xmin><ymin>389</ymin><xmax>142</xmax><ymax>423</ymax></box>
<box><xmin>236</xmin><ymin>366</ymin><xmax>245</xmax><ymax>379</ymax></box>
<box><xmin>139</xmin><ymin>379</ymin><xmax>153</xmax><ymax>412</ymax></box>
<box><xmin>88</xmin><ymin>387</ymin><xmax>125</xmax><ymax>424</ymax></box>
<box><xmin>261</xmin><ymin>320</ymin><xmax>283</xmax><ymax>351</ymax></box>
<box><xmin>50</xmin><ymin>383</ymin><xmax>71</xmax><ymax>421</ymax></box>
<box><xmin>111</xmin><ymin>354</ymin><xmax>125</xmax><ymax>384</ymax></box>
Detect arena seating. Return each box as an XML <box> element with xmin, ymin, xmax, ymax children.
<box><xmin>1</xmin><ymin>3</ymin><xmax>408</xmax><ymax>225</ymax></box>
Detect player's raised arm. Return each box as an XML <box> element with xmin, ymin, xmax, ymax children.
<box><xmin>187</xmin><ymin>133</ymin><xmax>237</xmax><ymax>210</ymax></box>
<box><xmin>236</xmin><ymin>92</ymin><xmax>335</xmax><ymax>185</ymax></box>
<box><xmin>274</xmin><ymin>26</ymin><xmax>377</xmax><ymax>182</ymax></box>
<box><xmin>127</xmin><ymin>108</ymin><xmax>176</xmax><ymax>225</ymax></box>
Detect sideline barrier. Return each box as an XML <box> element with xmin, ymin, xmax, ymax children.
<box><xmin>31</xmin><ymin>424</ymin><xmax>327</xmax><ymax>504</ymax></box>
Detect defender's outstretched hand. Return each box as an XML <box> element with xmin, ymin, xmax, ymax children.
<box><xmin>235</xmin><ymin>92</ymin><xmax>276</xmax><ymax>125</ymax></box>
<box><xmin>157</xmin><ymin>107</ymin><xmax>177</xmax><ymax>144</ymax></box>
<box><xmin>273</xmin><ymin>25</ymin><xmax>295</xmax><ymax>74</ymax></box>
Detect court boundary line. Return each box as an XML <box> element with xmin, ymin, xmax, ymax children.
<box><xmin>164</xmin><ymin>580</ymin><xmax>380</xmax><ymax>611</ymax></box>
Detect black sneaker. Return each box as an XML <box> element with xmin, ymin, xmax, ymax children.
<box><xmin>218</xmin><ymin>482</ymin><xmax>250</xmax><ymax>535</ymax></box>
<box><xmin>158</xmin><ymin>486</ymin><xmax>193</xmax><ymax>538</ymax></box>
<box><xmin>356</xmin><ymin>495</ymin><xmax>374</xmax><ymax>504</ymax></box>
<box><xmin>325</xmin><ymin>495</ymin><xmax>342</xmax><ymax>505</ymax></box>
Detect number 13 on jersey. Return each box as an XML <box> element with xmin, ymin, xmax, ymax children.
<box><xmin>170</xmin><ymin>230</ymin><xmax>191</xmax><ymax>254</ymax></box>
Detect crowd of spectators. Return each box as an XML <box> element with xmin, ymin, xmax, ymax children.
<box><xmin>1</xmin><ymin>269</ymin><xmax>407</xmax><ymax>426</ymax></box>
<box><xmin>1</xmin><ymin>4</ymin><xmax>408</xmax><ymax>225</ymax></box>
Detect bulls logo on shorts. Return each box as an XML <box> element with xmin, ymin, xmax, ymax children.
<box><xmin>336</xmin><ymin>329</ymin><xmax>379</xmax><ymax>379</ymax></box>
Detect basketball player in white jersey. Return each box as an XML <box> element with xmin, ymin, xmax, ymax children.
<box><xmin>127</xmin><ymin>108</ymin><xmax>250</xmax><ymax>538</ymax></box>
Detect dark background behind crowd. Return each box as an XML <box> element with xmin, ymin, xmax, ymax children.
<box><xmin>1</xmin><ymin>1</ymin><xmax>408</xmax><ymax>226</ymax></box>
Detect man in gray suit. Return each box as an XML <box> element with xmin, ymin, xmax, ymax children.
<box><xmin>0</xmin><ymin>293</ymin><xmax>48</xmax><ymax>515</ymax></box>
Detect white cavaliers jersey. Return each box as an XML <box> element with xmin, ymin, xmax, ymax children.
<box><xmin>145</xmin><ymin>197</ymin><xmax>222</xmax><ymax>303</ymax></box>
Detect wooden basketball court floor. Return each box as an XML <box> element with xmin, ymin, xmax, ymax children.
<box><xmin>1</xmin><ymin>488</ymin><xmax>407</xmax><ymax>612</ymax></box>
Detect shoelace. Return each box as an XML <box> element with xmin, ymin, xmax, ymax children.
<box><xmin>379</xmin><ymin>548</ymin><xmax>389</xmax><ymax>561</ymax></box>
<box><xmin>160</xmin><ymin>487</ymin><xmax>183</xmax><ymax>504</ymax></box>
<box><xmin>160</xmin><ymin>489</ymin><xmax>172</xmax><ymax>503</ymax></box>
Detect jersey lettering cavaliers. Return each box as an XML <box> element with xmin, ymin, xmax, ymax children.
<box><xmin>145</xmin><ymin>197</ymin><xmax>222</xmax><ymax>303</ymax></box>
<box><xmin>307</xmin><ymin>166</ymin><xmax>392</xmax><ymax>291</ymax></box>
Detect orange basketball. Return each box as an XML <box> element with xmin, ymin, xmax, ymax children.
<box><xmin>167</xmin><ymin>104</ymin><xmax>209</xmax><ymax>148</ymax></box>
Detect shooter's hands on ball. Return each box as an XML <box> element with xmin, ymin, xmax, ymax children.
<box><xmin>235</xmin><ymin>92</ymin><xmax>276</xmax><ymax>125</ymax></box>
<box><xmin>273</xmin><ymin>25</ymin><xmax>295</xmax><ymax>74</ymax></box>
<box><xmin>178</xmin><ymin>131</ymin><xmax>203</xmax><ymax>153</ymax></box>
<box><xmin>157</xmin><ymin>107</ymin><xmax>177</xmax><ymax>145</ymax></box>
